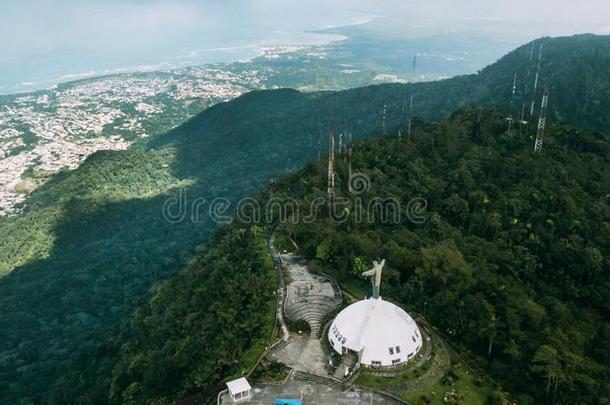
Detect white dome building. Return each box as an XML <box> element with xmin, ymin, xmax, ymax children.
<box><xmin>328</xmin><ymin>260</ymin><xmax>423</xmax><ymax>367</ymax></box>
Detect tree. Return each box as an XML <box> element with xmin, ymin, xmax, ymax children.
<box><xmin>531</xmin><ymin>345</ymin><xmax>563</xmax><ymax>398</ymax></box>
<box><xmin>315</xmin><ymin>237</ymin><xmax>332</xmax><ymax>261</ymax></box>
<box><xmin>351</xmin><ymin>256</ymin><xmax>368</xmax><ymax>276</ymax></box>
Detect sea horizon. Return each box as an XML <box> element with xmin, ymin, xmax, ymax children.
<box><xmin>0</xmin><ymin>22</ymin><xmax>365</xmax><ymax>96</ymax></box>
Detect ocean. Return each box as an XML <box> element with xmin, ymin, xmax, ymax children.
<box><xmin>0</xmin><ymin>1</ymin><xmax>375</xmax><ymax>95</ymax></box>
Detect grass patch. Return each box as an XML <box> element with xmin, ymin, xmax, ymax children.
<box><xmin>400</xmin><ymin>362</ymin><xmax>494</xmax><ymax>405</ymax></box>
<box><xmin>355</xmin><ymin>358</ymin><xmax>433</xmax><ymax>389</ymax></box>
<box><xmin>250</xmin><ymin>360</ymin><xmax>290</xmax><ymax>383</ymax></box>
<box><xmin>356</xmin><ymin>346</ymin><xmax>495</xmax><ymax>405</ymax></box>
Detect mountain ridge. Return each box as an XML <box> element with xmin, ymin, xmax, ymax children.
<box><xmin>1</xmin><ymin>33</ymin><xmax>610</xmax><ymax>403</ymax></box>
<box><xmin>53</xmin><ymin>108</ymin><xmax>610</xmax><ymax>404</ymax></box>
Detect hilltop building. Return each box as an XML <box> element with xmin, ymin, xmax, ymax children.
<box><xmin>327</xmin><ymin>260</ymin><xmax>423</xmax><ymax>367</ymax></box>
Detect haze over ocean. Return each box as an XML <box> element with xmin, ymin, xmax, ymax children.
<box><xmin>2</xmin><ymin>0</ymin><xmax>609</xmax><ymax>95</ymax></box>
<box><xmin>0</xmin><ymin>1</ymin><xmax>373</xmax><ymax>95</ymax></box>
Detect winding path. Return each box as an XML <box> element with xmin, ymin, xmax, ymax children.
<box><xmin>268</xmin><ymin>233</ymin><xmax>290</xmax><ymax>342</ymax></box>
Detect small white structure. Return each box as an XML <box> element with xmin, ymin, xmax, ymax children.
<box><xmin>328</xmin><ymin>259</ymin><xmax>423</xmax><ymax>367</ymax></box>
<box><xmin>226</xmin><ymin>377</ymin><xmax>252</xmax><ymax>402</ymax></box>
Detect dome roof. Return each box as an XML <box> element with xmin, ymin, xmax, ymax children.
<box><xmin>328</xmin><ymin>297</ymin><xmax>422</xmax><ymax>367</ymax></box>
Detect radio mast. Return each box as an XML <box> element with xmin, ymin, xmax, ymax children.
<box><xmin>327</xmin><ymin>129</ymin><xmax>335</xmax><ymax>198</ymax></box>
<box><xmin>507</xmin><ymin>73</ymin><xmax>517</xmax><ymax>135</ymax></box>
<box><xmin>519</xmin><ymin>102</ymin><xmax>528</xmax><ymax>125</ymax></box>
<box><xmin>530</xmin><ymin>44</ymin><xmax>544</xmax><ymax>117</ymax></box>
<box><xmin>534</xmin><ymin>89</ymin><xmax>549</xmax><ymax>153</ymax></box>
<box><xmin>347</xmin><ymin>132</ymin><xmax>353</xmax><ymax>193</ymax></box>
<box><xmin>382</xmin><ymin>103</ymin><xmax>387</xmax><ymax>135</ymax></box>
<box><xmin>407</xmin><ymin>94</ymin><xmax>414</xmax><ymax>137</ymax></box>
<box><xmin>397</xmin><ymin>98</ymin><xmax>405</xmax><ymax>138</ymax></box>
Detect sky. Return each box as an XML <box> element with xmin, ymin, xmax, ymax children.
<box><xmin>1</xmin><ymin>0</ymin><xmax>609</xmax><ymax>93</ymax></box>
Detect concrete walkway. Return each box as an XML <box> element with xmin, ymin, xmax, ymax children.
<box><xmin>268</xmin><ymin>233</ymin><xmax>290</xmax><ymax>342</ymax></box>
<box><xmin>270</xmin><ymin>333</ymin><xmax>329</xmax><ymax>375</ymax></box>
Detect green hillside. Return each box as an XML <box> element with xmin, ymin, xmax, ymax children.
<box><xmin>272</xmin><ymin>110</ymin><xmax>610</xmax><ymax>404</ymax></box>
<box><xmin>53</xmin><ymin>109</ymin><xmax>610</xmax><ymax>404</ymax></box>
<box><xmin>319</xmin><ymin>33</ymin><xmax>610</xmax><ymax>135</ymax></box>
<box><xmin>1</xmin><ymin>34</ymin><xmax>610</xmax><ymax>403</ymax></box>
<box><xmin>51</xmin><ymin>223</ymin><xmax>277</xmax><ymax>404</ymax></box>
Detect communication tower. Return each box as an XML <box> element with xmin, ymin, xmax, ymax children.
<box><xmin>327</xmin><ymin>130</ymin><xmax>335</xmax><ymax>198</ymax></box>
<box><xmin>534</xmin><ymin>89</ymin><xmax>550</xmax><ymax>152</ymax></box>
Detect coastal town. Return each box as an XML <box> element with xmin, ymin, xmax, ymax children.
<box><xmin>0</xmin><ymin>65</ymin><xmax>273</xmax><ymax>215</ymax></box>
<box><xmin>0</xmin><ymin>39</ymin><xmax>418</xmax><ymax>216</ymax></box>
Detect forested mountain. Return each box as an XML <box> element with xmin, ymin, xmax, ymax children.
<box><xmin>51</xmin><ymin>109</ymin><xmax>610</xmax><ymax>404</ymax></box>
<box><xmin>310</xmin><ymin>33</ymin><xmax>610</xmax><ymax>135</ymax></box>
<box><xmin>51</xmin><ymin>224</ymin><xmax>277</xmax><ymax>404</ymax></box>
<box><xmin>272</xmin><ymin>109</ymin><xmax>610</xmax><ymax>404</ymax></box>
<box><xmin>1</xmin><ymin>34</ymin><xmax>609</xmax><ymax>403</ymax></box>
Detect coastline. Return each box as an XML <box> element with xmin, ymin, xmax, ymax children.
<box><xmin>0</xmin><ymin>29</ymin><xmax>351</xmax><ymax>97</ymax></box>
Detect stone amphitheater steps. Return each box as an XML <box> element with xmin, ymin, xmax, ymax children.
<box><xmin>285</xmin><ymin>294</ymin><xmax>339</xmax><ymax>338</ymax></box>
<box><xmin>301</xmin><ymin>313</ymin><xmax>323</xmax><ymax>336</ymax></box>
<box><xmin>292</xmin><ymin>370</ymin><xmax>348</xmax><ymax>391</ymax></box>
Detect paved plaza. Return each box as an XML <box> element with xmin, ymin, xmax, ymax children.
<box><xmin>269</xmin><ymin>333</ymin><xmax>329</xmax><ymax>375</ymax></box>
<box><xmin>220</xmin><ymin>381</ymin><xmax>398</xmax><ymax>405</ymax></box>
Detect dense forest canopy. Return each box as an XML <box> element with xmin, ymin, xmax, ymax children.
<box><xmin>52</xmin><ymin>108</ymin><xmax>610</xmax><ymax>404</ymax></box>
<box><xmin>270</xmin><ymin>110</ymin><xmax>610</xmax><ymax>404</ymax></box>
<box><xmin>51</xmin><ymin>224</ymin><xmax>277</xmax><ymax>404</ymax></box>
<box><xmin>1</xmin><ymin>33</ymin><xmax>610</xmax><ymax>403</ymax></box>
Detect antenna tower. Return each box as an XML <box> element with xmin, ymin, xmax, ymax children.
<box><xmin>534</xmin><ymin>89</ymin><xmax>549</xmax><ymax>153</ymax></box>
<box><xmin>524</xmin><ymin>42</ymin><xmax>534</xmax><ymax>95</ymax></box>
<box><xmin>397</xmin><ymin>98</ymin><xmax>405</xmax><ymax>138</ymax></box>
<box><xmin>515</xmin><ymin>43</ymin><xmax>536</xmax><ymax>126</ymax></box>
<box><xmin>507</xmin><ymin>73</ymin><xmax>517</xmax><ymax>135</ymax></box>
<box><xmin>347</xmin><ymin>133</ymin><xmax>353</xmax><ymax>193</ymax></box>
<box><xmin>530</xmin><ymin>44</ymin><xmax>544</xmax><ymax>117</ymax></box>
<box><xmin>327</xmin><ymin>130</ymin><xmax>335</xmax><ymax>198</ymax></box>
<box><xmin>519</xmin><ymin>102</ymin><xmax>528</xmax><ymax>125</ymax></box>
<box><xmin>407</xmin><ymin>94</ymin><xmax>414</xmax><ymax>137</ymax></box>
